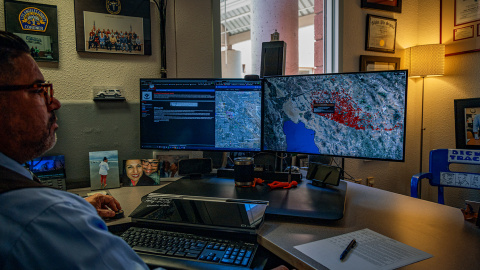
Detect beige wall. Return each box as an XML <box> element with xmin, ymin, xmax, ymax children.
<box><xmin>0</xmin><ymin>0</ymin><xmax>217</xmax><ymax>187</ymax></box>
<box><xmin>342</xmin><ymin>0</ymin><xmax>480</xmax><ymax>207</ymax></box>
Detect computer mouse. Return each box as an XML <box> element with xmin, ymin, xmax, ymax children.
<box><xmin>112</xmin><ymin>209</ymin><xmax>124</xmax><ymax>219</ymax></box>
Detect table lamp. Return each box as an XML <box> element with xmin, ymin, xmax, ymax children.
<box><xmin>405</xmin><ymin>44</ymin><xmax>445</xmax><ymax>196</ymax></box>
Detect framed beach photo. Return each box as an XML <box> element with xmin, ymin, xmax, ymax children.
<box><xmin>88</xmin><ymin>150</ymin><xmax>120</xmax><ymax>190</ymax></box>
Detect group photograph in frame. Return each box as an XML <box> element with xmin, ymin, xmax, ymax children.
<box><xmin>4</xmin><ymin>0</ymin><xmax>59</xmax><ymax>62</ymax></box>
<box><xmin>74</xmin><ymin>0</ymin><xmax>151</xmax><ymax>55</ymax></box>
<box><xmin>360</xmin><ymin>55</ymin><xmax>400</xmax><ymax>71</ymax></box>
<box><xmin>454</xmin><ymin>98</ymin><xmax>480</xmax><ymax>149</ymax></box>
<box><xmin>366</xmin><ymin>14</ymin><xmax>397</xmax><ymax>54</ymax></box>
<box><xmin>361</xmin><ymin>0</ymin><xmax>402</xmax><ymax>13</ymax></box>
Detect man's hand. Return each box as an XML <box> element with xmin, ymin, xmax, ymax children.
<box><xmin>85</xmin><ymin>193</ymin><xmax>122</xmax><ymax>218</ymax></box>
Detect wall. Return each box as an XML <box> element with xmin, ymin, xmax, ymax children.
<box><xmin>0</xmin><ymin>0</ymin><xmax>216</xmax><ymax>187</ymax></box>
<box><xmin>342</xmin><ymin>0</ymin><xmax>480</xmax><ymax>208</ymax></box>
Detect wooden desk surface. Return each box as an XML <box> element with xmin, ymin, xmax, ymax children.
<box><xmin>79</xmin><ymin>181</ymin><xmax>480</xmax><ymax>270</ymax></box>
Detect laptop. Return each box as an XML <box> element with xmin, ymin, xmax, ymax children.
<box><xmin>109</xmin><ymin>193</ymin><xmax>269</xmax><ymax>270</ymax></box>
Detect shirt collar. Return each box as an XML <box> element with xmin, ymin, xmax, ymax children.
<box><xmin>0</xmin><ymin>152</ymin><xmax>33</xmax><ymax>180</ymax></box>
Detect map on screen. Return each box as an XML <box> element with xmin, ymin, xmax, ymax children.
<box><xmin>262</xmin><ymin>70</ymin><xmax>408</xmax><ymax>161</ymax></box>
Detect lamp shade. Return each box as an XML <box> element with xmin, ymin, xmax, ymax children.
<box><xmin>405</xmin><ymin>44</ymin><xmax>445</xmax><ymax>77</ymax></box>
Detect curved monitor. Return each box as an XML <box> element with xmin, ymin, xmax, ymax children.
<box><xmin>262</xmin><ymin>70</ymin><xmax>408</xmax><ymax>161</ymax></box>
<box><xmin>140</xmin><ymin>78</ymin><xmax>262</xmax><ymax>152</ymax></box>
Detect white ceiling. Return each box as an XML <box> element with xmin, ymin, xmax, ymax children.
<box><xmin>220</xmin><ymin>0</ymin><xmax>315</xmax><ymax>36</ymax></box>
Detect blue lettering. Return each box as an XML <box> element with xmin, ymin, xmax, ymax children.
<box><xmin>465</xmin><ymin>157</ymin><xmax>472</xmax><ymax>161</ymax></box>
<box><xmin>449</xmin><ymin>155</ymin><xmax>456</xmax><ymax>160</ymax></box>
<box><xmin>475</xmin><ymin>152</ymin><xmax>480</xmax><ymax>157</ymax></box>
<box><xmin>466</xmin><ymin>151</ymin><xmax>472</xmax><ymax>156</ymax></box>
<box><xmin>474</xmin><ymin>157</ymin><xmax>480</xmax><ymax>161</ymax></box>
<box><xmin>458</xmin><ymin>156</ymin><xmax>464</xmax><ymax>160</ymax></box>
<box><xmin>452</xmin><ymin>150</ymin><xmax>459</xmax><ymax>154</ymax></box>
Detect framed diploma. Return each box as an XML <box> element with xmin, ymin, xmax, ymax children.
<box><xmin>361</xmin><ymin>0</ymin><xmax>402</xmax><ymax>13</ymax></box>
<box><xmin>365</xmin><ymin>14</ymin><xmax>397</xmax><ymax>53</ymax></box>
<box><xmin>441</xmin><ymin>0</ymin><xmax>480</xmax><ymax>56</ymax></box>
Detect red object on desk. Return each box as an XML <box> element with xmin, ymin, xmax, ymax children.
<box><xmin>268</xmin><ymin>181</ymin><xmax>298</xmax><ymax>189</ymax></box>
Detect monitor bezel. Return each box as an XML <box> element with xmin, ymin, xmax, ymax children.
<box><xmin>261</xmin><ymin>70</ymin><xmax>409</xmax><ymax>162</ymax></box>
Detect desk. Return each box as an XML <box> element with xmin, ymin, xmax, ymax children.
<box><xmin>88</xmin><ymin>181</ymin><xmax>480</xmax><ymax>270</ymax></box>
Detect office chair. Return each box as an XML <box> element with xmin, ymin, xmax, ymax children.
<box><xmin>410</xmin><ymin>149</ymin><xmax>480</xmax><ymax>204</ymax></box>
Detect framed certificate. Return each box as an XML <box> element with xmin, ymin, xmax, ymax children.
<box><xmin>441</xmin><ymin>0</ymin><xmax>480</xmax><ymax>56</ymax></box>
<box><xmin>365</xmin><ymin>14</ymin><xmax>397</xmax><ymax>53</ymax></box>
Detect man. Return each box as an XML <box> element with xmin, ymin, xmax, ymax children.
<box><xmin>0</xmin><ymin>31</ymin><xmax>289</xmax><ymax>270</ymax></box>
<box><xmin>141</xmin><ymin>159</ymin><xmax>161</xmax><ymax>184</ymax></box>
<box><xmin>0</xmin><ymin>31</ymin><xmax>149</xmax><ymax>269</ymax></box>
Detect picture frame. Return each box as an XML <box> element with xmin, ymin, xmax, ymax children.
<box><xmin>153</xmin><ymin>152</ymin><xmax>191</xmax><ymax>181</ymax></box>
<box><xmin>360</xmin><ymin>55</ymin><xmax>400</xmax><ymax>71</ymax></box>
<box><xmin>4</xmin><ymin>0</ymin><xmax>59</xmax><ymax>62</ymax></box>
<box><xmin>366</xmin><ymin>14</ymin><xmax>397</xmax><ymax>53</ymax></box>
<box><xmin>361</xmin><ymin>0</ymin><xmax>402</xmax><ymax>13</ymax></box>
<box><xmin>74</xmin><ymin>0</ymin><xmax>151</xmax><ymax>55</ymax></box>
<box><xmin>88</xmin><ymin>150</ymin><xmax>120</xmax><ymax>190</ymax></box>
<box><xmin>454</xmin><ymin>98</ymin><xmax>480</xmax><ymax>149</ymax></box>
<box><xmin>441</xmin><ymin>0</ymin><xmax>480</xmax><ymax>56</ymax></box>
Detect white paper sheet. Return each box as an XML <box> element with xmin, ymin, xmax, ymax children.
<box><xmin>294</xmin><ymin>228</ymin><xmax>432</xmax><ymax>270</ymax></box>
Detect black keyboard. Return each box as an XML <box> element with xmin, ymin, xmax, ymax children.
<box><xmin>120</xmin><ymin>227</ymin><xmax>257</xmax><ymax>268</ymax></box>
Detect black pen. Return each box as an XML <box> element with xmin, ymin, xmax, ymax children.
<box><xmin>340</xmin><ymin>239</ymin><xmax>356</xmax><ymax>261</ymax></box>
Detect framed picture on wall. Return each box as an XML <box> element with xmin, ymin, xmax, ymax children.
<box><xmin>361</xmin><ymin>0</ymin><xmax>402</xmax><ymax>13</ymax></box>
<box><xmin>360</xmin><ymin>55</ymin><xmax>400</xmax><ymax>71</ymax></box>
<box><xmin>4</xmin><ymin>0</ymin><xmax>59</xmax><ymax>62</ymax></box>
<box><xmin>454</xmin><ymin>98</ymin><xmax>480</xmax><ymax>149</ymax></box>
<box><xmin>74</xmin><ymin>0</ymin><xmax>151</xmax><ymax>55</ymax></box>
<box><xmin>366</xmin><ymin>14</ymin><xmax>397</xmax><ymax>53</ymax></box>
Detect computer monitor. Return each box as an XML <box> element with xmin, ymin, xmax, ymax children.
<box><xmin>262</xmin><ymin>70</ymin><xmax>408</xmax><ymax>161</ymax></box>
<box><xmin>140</xmin><ymin>78</ymin><xmax>262</xmax><ymax>152</ymax></box>
<box><xmin>25</xmin><ymin>155</ymin><xmax>67</xmax><ymax>190</ymax></box>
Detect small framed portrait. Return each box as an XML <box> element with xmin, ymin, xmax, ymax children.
<box><xmin>4</xmin><ymin>0</ymin><xmax>59</xmax><ymax>62</ymax></box>
<box><xmin>366</xmin><ymin>14</ymin><xmax>397</xmax><ymax>54</ymax></box>
<box><xmin>88</xmin><ymin>150</ymin><xmax>120</xmax><ymax>190</ymax></box>
<box><xmin>361</xmin><ymin>0</ymin><xmax>402</xmax><ymax>13</ymax></box>
<box><xmin>153</xmin><ymin>152</ymin><xmax>191</xmax><ymax>181</ymax></box>
<box><xmin>360</xmin><ymin>55</ymin><xmax>400</xmax><ymax>71</ymax></box>
<box><xmin>454</xmin><ymin>98</ymin><xmax>480</xmax><ymax>149</ymax></box>
<box><xmin>121</xmin><ymin>159</ymin><xmax>160</xmax><ymax>187</ymax></box>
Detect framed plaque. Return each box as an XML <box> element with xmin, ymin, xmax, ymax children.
<box><xmin>441</xmin><ymin>0</ymin><xmax>480</xmax><ymax>56</ymax></box>
<box><xmin>4</xmin><ymin>0</ymin><xmax>59</xmax><ymax>62</ymax></box>
<box><xmin>361</xmin><ymin>0</ymin><xmax>402</xmax><ymax>13</ymax></box>
<box><xmin>360</xmin><ymin>55</ymin><xmax>400</xmax><ymax>71</ymax></box>
<box><xmin>365</xmin><ymin>14</ymin><xmax>397</xmax><ymax>53</ymax></box>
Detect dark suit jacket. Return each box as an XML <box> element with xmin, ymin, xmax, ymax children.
<box><xmin>0</xmin><ymin>165</ymin><xmax>46</xmax><ymax>194</ymax></box>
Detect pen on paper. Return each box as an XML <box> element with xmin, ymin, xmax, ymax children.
<box><xmin>340</xmin><ymin>239</ymin><xmax>357</xmax><ymax>261</ymax></box>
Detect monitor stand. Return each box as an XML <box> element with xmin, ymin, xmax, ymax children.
<box><xmin>153</xmin><ymin>175</ymin><xmax>347</xmax><ymax>220</ymax></box>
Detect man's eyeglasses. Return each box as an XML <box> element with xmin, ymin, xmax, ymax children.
<box><xmin>0</xmin><ymin>82</ymin><xmax>54</xmax><ymax>105</ymax></box>
<box><xmin>142</xmin><ymin>160</ymin><xmax>159</xmax><ymax>166</ymax></box>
